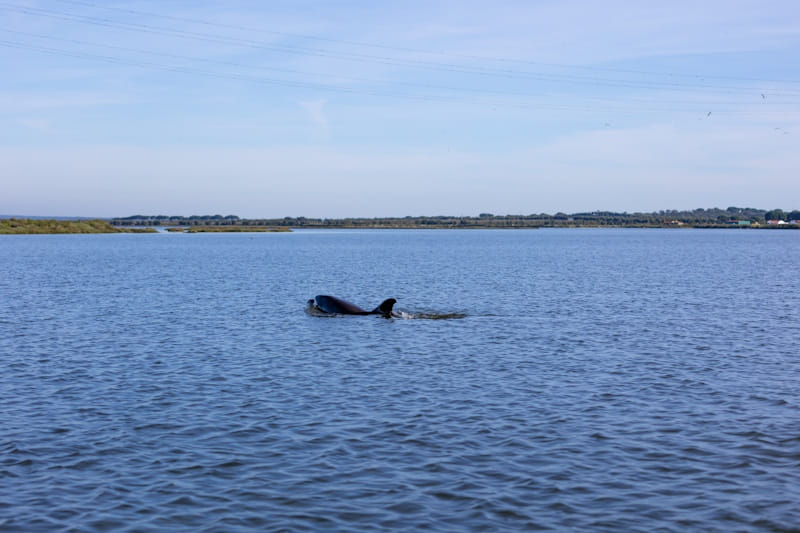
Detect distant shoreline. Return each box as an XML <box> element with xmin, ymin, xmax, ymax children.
<box><xmin>109</xmin><ymin>207</ymin><xmax>799</xmax><ymax>230</ymax></box>
<box><xmin>3</xmin><ymin>208</ymin><xmax>800</xmax><ymax>234</ymax></box>
<box><xmin>0</xmin><ymin>219</ymin><xmax>293</xmax><ymax>235</ymax></box>
<box><xmin>2</xmin><ymin>222</ymin><xmax>798</xmax><ymax>235</ymax></box>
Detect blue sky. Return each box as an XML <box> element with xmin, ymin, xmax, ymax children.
<box><xmin>1</xmin><ymin>0</ymin><xmax>799</xmax><ymax>218</ymax></box>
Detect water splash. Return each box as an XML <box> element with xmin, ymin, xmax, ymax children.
<box><xmin>394</xmin><ymin>310</ymin><xmax>467</xmax><ymax>320</ymax></box>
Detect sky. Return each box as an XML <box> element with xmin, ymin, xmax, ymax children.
<box><xmin>1</xmin><ymin>0</ymin><xmax>799</xmax><ymax>218</ymax></box>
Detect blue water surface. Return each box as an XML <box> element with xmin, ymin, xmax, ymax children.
<box><xmin>1</xmin><ymin>229</ymin><xmax>799</xmax><ymax>531</ymax></box>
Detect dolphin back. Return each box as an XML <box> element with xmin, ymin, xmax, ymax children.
<box><xmin>313</xmin><ymin>295</ymin><xmax>396</xmax><ymax>316</ymax></box>
<box><xmin>314</xmin><ymin>295</ymin><xmax>369</xmax><ymax>314</ymax></box>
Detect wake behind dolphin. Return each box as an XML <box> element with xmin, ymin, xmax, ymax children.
<box><xmin>394</xmin><ymin>310</ymin><xmax>467</xmax><ymax>320</ymax></box>
<box><xmin>306</xmin><ymin>295</ymin><xmax>466</xmax><ymax>320</ymax></box>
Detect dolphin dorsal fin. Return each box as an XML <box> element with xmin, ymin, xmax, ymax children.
<box><xmin>373</xmin><ymin>298</ymin><xmax>396</xmax><ymax>317</ymax></box>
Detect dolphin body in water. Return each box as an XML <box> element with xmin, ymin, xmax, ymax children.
<box><xmin>308</xmin><ymin>295</ymin><xmax>396</xmax><ymax>318</ymax></box>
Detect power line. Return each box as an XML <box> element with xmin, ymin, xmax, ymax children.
<box><xmin>2</xmin><ymin>2</ymin><xmax>566</xmax><ymax>79</ymax></box>
<box><xmin>0</xmin><ymin>38</ymin><xmax>537</xmax><ymax>108</ymax></box>
<box><xmin>3</xmin><ymin>38</ymin><xmax>796</xmax><ymax>116</ymax></box>
<box><xmin>0</xmin><ymin>28</ymin><xmax>584</xmax><ymax>101</ymax></box>
<box><xmin>4</xmin><ymin>28</ymin><xmax>797</xmax><ymax>105</ymax></box>
<box><xmin>50</xmin><ymin>0</ymin><xmax>800</xmax><ymax>86</ymax></box>
<box><xmin>0</xmin><ymin>1</ymin><xmax>796</xmax><ymax>96</ymax></box>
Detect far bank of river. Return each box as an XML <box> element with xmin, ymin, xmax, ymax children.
<box><xmin>2</xmin><ymin>218</ymin><xmax>798</xmax><ymax>234</ymax></box>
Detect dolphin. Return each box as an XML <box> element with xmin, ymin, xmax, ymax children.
<box><xmin>308</xmin><ymin>295</ymin><xmax>396</xmax><ymax>318</ymax></box>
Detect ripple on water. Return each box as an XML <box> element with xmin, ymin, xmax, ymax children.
<box><xmin>1</xmin><ymin>230</ymin><xmax>800</xmax><ymax>530</ymax></box>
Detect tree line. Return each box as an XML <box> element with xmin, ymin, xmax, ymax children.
<box><xmin>110</xmin><ymin>207</ymin><xmax>799</xmax><ymax>229</ymax></box>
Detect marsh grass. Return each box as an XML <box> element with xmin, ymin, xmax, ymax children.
<box><xmin>0</xmin><ymin>219</ymin><xmax>156</xmax><ymax>234</ymax></box>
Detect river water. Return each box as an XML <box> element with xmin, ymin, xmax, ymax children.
<box><xmin>1</xmin><ymin>229</ymin><xmax>799</xmax><ymax>531</ymax></box>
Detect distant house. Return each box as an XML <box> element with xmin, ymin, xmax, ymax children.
<box><xmin>767</xmin><ymin>220</ymin><xmax>787</xmax><ymax>225</ymax></box>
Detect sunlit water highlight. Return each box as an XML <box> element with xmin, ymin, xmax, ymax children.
<box><xmin>1</xmin><ymin>229</ymin><xmax>799</xmax><ymax>531</ymax></box>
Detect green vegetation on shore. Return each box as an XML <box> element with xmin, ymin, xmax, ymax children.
<box><xmin>112</xmin><ymin>207</ymin><xmax>800</xmax><ymax>230</ymax></box>
<box><xmin>0</xmin><ymin>218</ymin><xmax>156</xmax><ymax>234</ymax></box>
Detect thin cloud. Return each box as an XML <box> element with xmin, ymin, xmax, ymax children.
<box><xmin>298</xmin><ymin>99</ymin><xmax>329</xmax><ymax>135</ymax></box>
<box><xmin>16</xmin><ymin>118</ymin><xmax>51</xmax><ymax>132</ymax></box>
